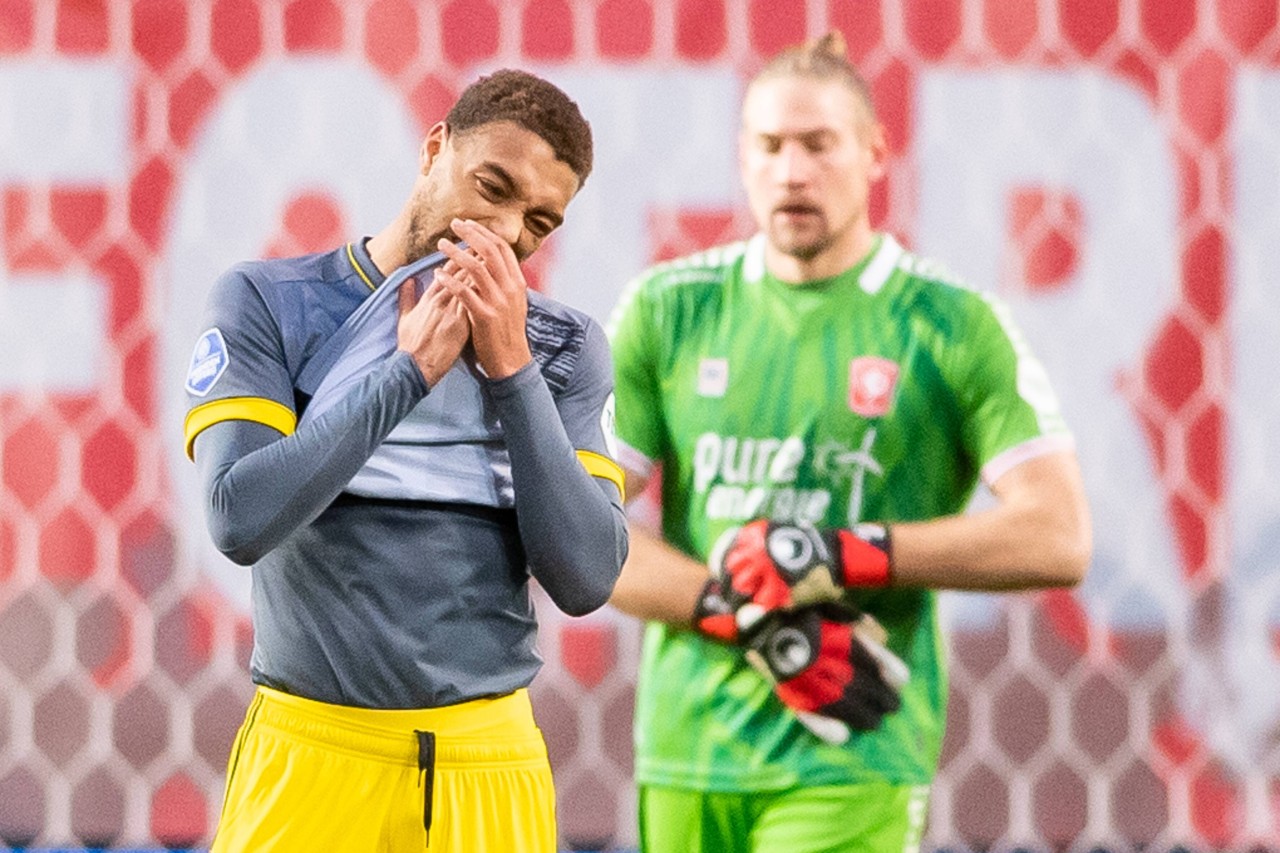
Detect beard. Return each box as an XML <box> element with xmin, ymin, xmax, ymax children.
<box><xmin>406</xmin><ymin>206</ymin><xmax>459</xmax><ymax>263</ymax></box>
<box><xmin>767</xmin><ymin>223</ymin><xmax>836</xmax><ymax>262</ymax></box>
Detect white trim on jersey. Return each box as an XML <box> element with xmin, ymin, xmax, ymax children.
<box><xmin>981</xmin><ymin>433</ymin><xmax>1076</xmax><ymax>486</ymax></box>
<box><xmin>859</xmin><ymin>233</ymin><xmax>906</xmax><ymax>294</ymax></box>
<box><xmin>742</xmin><ymin>233</ymin><xmax>767</xmax><ymax>283</ymax></box>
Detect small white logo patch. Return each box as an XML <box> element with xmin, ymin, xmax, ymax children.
<box><xmin>697</xmin><ymin>358</ymin><xmax>728</xmax><ymax>397</ymax></box>
<box><xmin>186</xmin><ymin>328</ymin><xmax>229</xmax><ymax>397</ymax></box>
<box><xmin>599</xmin><ymin>392</ymin><xmax>619</xmax><ymax>459</ymax></box>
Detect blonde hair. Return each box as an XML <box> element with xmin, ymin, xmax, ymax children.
<box><xmin>750</xmin><ymin>31</ymin><xmax>877</xmax><ymax>123</ymax></box>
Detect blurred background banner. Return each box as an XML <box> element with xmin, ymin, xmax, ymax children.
<box><xmin>0</xmin><ymin>0</ymin><xmax>1275</xmax><ymax>849</ymax></box>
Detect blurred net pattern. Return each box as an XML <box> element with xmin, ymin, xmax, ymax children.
<box><xmin>0</xmin><ymin>0</ymin><xmax>1274</xmax><ymax>849</ymax></box>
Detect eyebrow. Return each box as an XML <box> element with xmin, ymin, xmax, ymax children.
<box><xmin>757</xmin><ymin>127</ymin><xmax>838</xmax><ymax>142</ymax></box>
<box><xmin>481</xmin><ymin>161</ymin><xmax>564</xmax><ymax>230</ymax></box>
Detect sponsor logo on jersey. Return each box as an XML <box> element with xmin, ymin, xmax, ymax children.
<box><xmin>692</xmin><ymin>432</ymin><xmax>830</xmax><ymax>523</ymax></box>
<box><xmin>697</xmin><ymin>358</ymin><xmax>728</xmax><ymax>397</ymax></box>
<box><xmin>848</xmin><ymin>357</ymin><xmax>899</xmax><ymax>417</ymax></box>
<box><xmin>693</xmin><ymin>430</ymin><xmax>884</xmax><ymax>526</ymax></box>
<box><xmin>185</xmin><ymin>328</ymin><xmax>229</xmax><ymax>397</ymax></box>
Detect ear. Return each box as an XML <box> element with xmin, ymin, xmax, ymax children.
<box><xmin>864</xmin><ymin>121</ymin><xmax>889</xmax><ymax>184</ymax></box>
<box><xmin>420</xmin><ymin>121</ymin><xmax>449</xmax><ymax>175</ymax></box>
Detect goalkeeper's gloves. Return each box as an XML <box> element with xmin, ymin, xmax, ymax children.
<box><xmin>710</xmin><ymin>519</ymin><xmax>892</xmax><ymax>611</ymax></box>
<box><xmin>692</xmin><ymin>577</ymin><xmax>746</xmax><ymax>643</ymax></box>
<box><xmin>745</xmin><ymin>606</ymin><xmax>909</xmax><ymax>744</ymax></box>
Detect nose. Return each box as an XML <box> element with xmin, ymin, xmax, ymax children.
<box><xmin>775</xmin><ymin>141</ymin><xmax>815</xmax><ymax>185</ymax></box>
<box><xmin>477</xmin><ymin>210</ymin><xmax>524</xmax><ymax>251</ymax></box>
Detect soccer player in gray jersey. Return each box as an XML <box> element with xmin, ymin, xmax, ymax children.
<box><xmin>182</xmin><ymin>70</ymin><xmax>627</xmax><ymax>852</ymax></box>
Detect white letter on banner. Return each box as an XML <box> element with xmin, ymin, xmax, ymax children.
<box><xmin>915</xmin><ymin>70</ymin><xmax>1181</xmax><ymax>631</ymax></box>
<box><xmin>0</xmin><ymin>61</ymin><xmax>122</xmax><ymax>391</ymax></box>
<box><xmin>159</xmin><ymin>59</ymin><xmax>419</xmax><ymax>610</ymax></box>
<box><xmin>519</xmin><ymin>67</ymin><xmax>742</xmax><ymax>325</ymax></box>
<box><xmin>1218</xmin><ymin>69</ymin><xmax>1280</xmax><ymax>778</ymax></box>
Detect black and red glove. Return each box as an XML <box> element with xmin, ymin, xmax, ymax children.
<box><xmin>710</xmin><ymin>519</ymin><xmax>892</xmax><ymax>611</ymax></box>
<box><xmin>692</xmin><ymin>577</ymin><xmax>744</xmax><ymax>643</ymax></box>
<box><xmin>744</xmin><ymin>606</ymin><xmax>909</xmax><ymax>743</ymax></box>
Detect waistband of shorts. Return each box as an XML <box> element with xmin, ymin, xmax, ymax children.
<box><xmin>249</xmin><ymin>685</ymin><xmax>545</xmax><ymax>767</ymax></box>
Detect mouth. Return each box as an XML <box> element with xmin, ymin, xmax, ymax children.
<box><xmin>773</xmin><ymin>203</ymin><xmax>822</xmax><ymax>222</ymax></box>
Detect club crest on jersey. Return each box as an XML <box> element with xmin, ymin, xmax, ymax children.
<box><xmin>697</xmin><ymin>358</ymin><xmax>728</xmax><ymax>397</ymax></box>
<box><xmin>848</xmin><ymin>357</ymin><xmax>899</xmax><ymax>417</ymax></box>
<box><xmin>186</xmin><ymin>328</ymin><xmax>229</xmax><ymax>397</ymax></box>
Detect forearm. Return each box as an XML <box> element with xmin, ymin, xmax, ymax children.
<box><xmin>488</xmin><ymin>363</ymin><xmax>627</xmax><ymax>616</ymax></box>
<box><xmin>886</xmin><ymin>453</ymin><xmax>1091</xmax><ymax>590</ymax></box>
<box><xmin>197</xmin><ymin>351</ymin><xmax>429</xmax><ymax>564</ymax></box>
<box><xmin>890</xmin><ymin>510</ymin><xmax>1087</xmax><ymax>590</ymax></box>
<box><xmin>608</xmin><ymin>525</ymin><xmax>708</xmax><ymax>625</ymax></box>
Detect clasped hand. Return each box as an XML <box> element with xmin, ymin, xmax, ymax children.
<box><xmin>695</xmin><ymin>519</ymin><xmax>908</xmax><ymax>744</ymax></box>
<box><xmin>396</xmin><ymin>218</ymin><xmax>534</xmax><ymax>385</ymax></box>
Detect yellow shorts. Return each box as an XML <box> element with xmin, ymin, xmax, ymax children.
<box><xmin>211</xmin><ymin>685</ymin><xmax>556</xmax><ymax>852</ymax></box>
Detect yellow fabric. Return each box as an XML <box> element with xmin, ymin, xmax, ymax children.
<box><xmin>212</xmin><ymin>686</ymin><xmax>556</xmax><ymax>852</ymax></box>
<box><xmin>184</xmin><ymin>397</ymin><xmax>296</xmax><ymax>460</ymax></box>
<box><xmin>577</xmin><ymin>449</ymin><xmax>625</xmax><ymax>502</ymax></box>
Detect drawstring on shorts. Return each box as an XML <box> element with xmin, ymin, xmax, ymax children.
<box><xmin>415</xmin><ymin>729</ymin><xmax>437</xmax><ymax>846</ymax></box>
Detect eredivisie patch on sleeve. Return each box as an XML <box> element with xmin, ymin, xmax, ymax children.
<box><xmin>186</xmin><ymin>328</ymin><xmax>229</xmax><ymax>396</ymax></box>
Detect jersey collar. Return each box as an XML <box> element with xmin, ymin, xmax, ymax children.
<box><xmin>743</xmin><ymin>232</ymin><xmax>904</xmax><ymax>294</ymax></box>
<box><xmin>858</xmin><ymin>233</ymin><xmax>904</xmax><ymax>295</ymax></box>
<box><xmin>345</xmin><ymin>238</ymin><xmax>384</xmax><ymax>293</ymax></box>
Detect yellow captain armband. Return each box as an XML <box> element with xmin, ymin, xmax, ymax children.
<box><xmin>576</xmin><ymin>450</ymin><xmax>625</xmax><ymax>502</ymax></box>
<box><xmin>184</xmin><ymin>397</ymin><xmax>297</xmax><ymax>460</ymax></box>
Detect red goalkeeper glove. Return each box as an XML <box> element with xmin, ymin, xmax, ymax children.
<box><xmin>745</xmin><ymin>606</ymin><xmax>908</xmax><ymax>743</ymax></box>
<box><xmin>710</xmin><ymin>519</ymin><xmax>892</xmax><ymax>611</ymax></box>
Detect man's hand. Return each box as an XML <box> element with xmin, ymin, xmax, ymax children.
<box><xmin>744</xmin><ymin>607</ymin><xmax>908</xmax><ymax>744</ymax></box>
<box><xmin>434</xmin><ymin>218</ymin><xmax>533</xmax><ymax>379</ymax></box>
<box><xmin>710</xmin><ymin>519</ymin><xmax>892</xmax><ymax>611</ymax></box>
<box><xmin>396</xmin><ymin>268</ymin><xmax>471</xmax><ymax>388</ymax></box>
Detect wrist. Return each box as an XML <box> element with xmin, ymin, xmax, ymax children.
<box><xmin>480</xmin><ymin>344</ymin><xmax>533</xmax><ymax>381</ymax></box>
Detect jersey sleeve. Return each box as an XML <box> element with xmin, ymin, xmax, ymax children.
<box><xmin>554</xmin><ymin>319</ymin><xmax>626</xmax><ymax>503</ymax></box>
<box><xmin>948</xmin><ymin>291</ymin><xmax>1074</xmax><ymax>485</ymax></box>
<box><xmin>606</xmin><ymin>273</ymin><xmax>667</xmax><ymax>474</ymax></box>
<box><xmin>183</xmin><ymin>266</ymin><xmax>297</xmax><ymax>460</ymax></box>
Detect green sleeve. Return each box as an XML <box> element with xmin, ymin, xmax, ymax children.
<box><xmin>606</xmin><ymin>274</ymin><xmax>667</xmax><ymax>465</ymax></box>
<box><xmin>950</xmin><ymin>292</ymin><xmax>1069</xmax><ymax>471</ymax></box>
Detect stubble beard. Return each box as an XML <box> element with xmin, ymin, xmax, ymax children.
<box><xmin>768</xmin><ymin>223</ymin><xmax>835</xmax><ymax>263</ymax></box>
<box><xmin>406</xmin><ymin>204</ymin><xmax>457</xmax><ymax>264</ymax></box>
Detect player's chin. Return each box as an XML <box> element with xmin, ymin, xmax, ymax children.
<box><xmin>770</xmin><ymin>231</ymin><xmax>828</xmax><ymax>262</ymax></box>
<box><xmin>410</xmin><ymin>229</ymin><xmax>461</xmax><ymax>263</ymax></box>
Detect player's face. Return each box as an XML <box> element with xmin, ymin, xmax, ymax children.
<box><xmin>407</xmin><ymin>120</ymin><xmax>579</xmax><ymax>263</ymax></box>
<box><xmin>740</xmin><ymin>76</ymin><xmax>885</xmax><ymax>268</ymax></box>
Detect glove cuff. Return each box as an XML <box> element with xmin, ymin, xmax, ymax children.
<box><xmin>834</xmin><ymin>523</ymin><xmax>893</xmax><ymax>588</ymax></box>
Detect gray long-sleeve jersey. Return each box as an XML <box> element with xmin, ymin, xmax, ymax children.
<box><xmin>183</xmin><ymin>240</ymin><xmax>628</xmax><ymax>708</ymax></box>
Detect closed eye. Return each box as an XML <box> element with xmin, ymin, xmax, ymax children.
<box><xmin>526</xmin><ymin>216</ymin><xmax>556</xmax><ymax>239</ymax></box>
<box><xmin>477</xmin><ymin>176</ymin><xmax>506</xmax><ymax>200</ymax></box>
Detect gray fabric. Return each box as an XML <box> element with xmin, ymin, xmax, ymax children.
<box><xmin>195</xmin><ymin>352</ymin><xmax>429</xmax><ymax>566</ymax></box>
<box><xmin>187</xmin><ymin>241</ymin><xmax>628</xmax><ymax>708</ymax></box>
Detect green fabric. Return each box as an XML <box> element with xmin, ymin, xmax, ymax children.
<box><xmin>608</xmin><ymin>233</ymin><xmax>1070</xmax><ymax>791</ymax></box>
<box><xmin>637</xmin><ymin>781</ymin><xmax>931</xmax><ymax>853</ymax></box>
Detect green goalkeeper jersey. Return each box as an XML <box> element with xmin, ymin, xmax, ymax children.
<box><xmin>607</xmin><ymin>232</ymin><xmax>1073</xmax><ymax>791</ymax></box>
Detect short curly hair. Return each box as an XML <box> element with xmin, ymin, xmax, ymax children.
<box><xmin>447</xmin><ymin>69</ymin><xmax>594</xmax><ymax>187</ymax></box>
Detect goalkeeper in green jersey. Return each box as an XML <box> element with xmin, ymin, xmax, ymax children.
<box><xmin>605</xmin><ymin>31</ymin><xmax>1092</xmax><ymax>853</ymax></box>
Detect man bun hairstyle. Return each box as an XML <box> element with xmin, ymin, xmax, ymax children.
<box><xmin>752</xmin><ymin>31</ymin><xmax>877</xmax><ymax>125</ymax></box>
<box><xmin>447</xmin><ymin>69</ymin><xmax>594</xmax><ymax>187</ymax></box>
